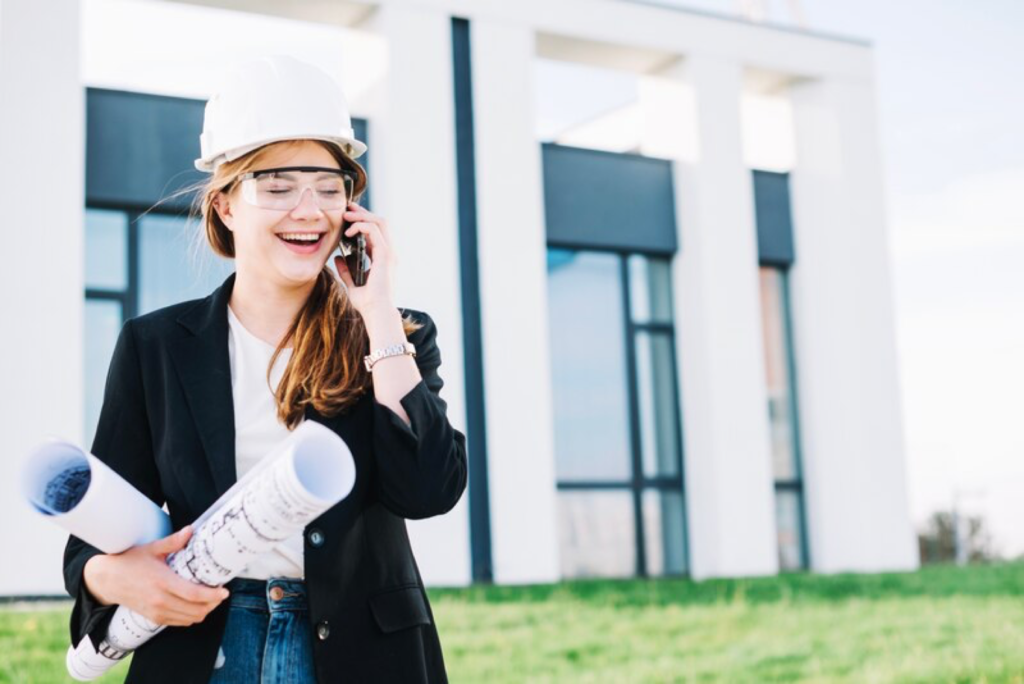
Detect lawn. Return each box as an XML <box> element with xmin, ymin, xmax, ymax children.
<box><xmin>3</xmin><ymin>562</ymin><xmax>1024</xmax><ymax>683</ymax></box>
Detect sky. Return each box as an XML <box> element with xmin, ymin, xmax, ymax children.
<box><xmin>82</xmin><ymin>0</ymin><xmax>1024</xmax><ymax>556</ymax></box>
<box><xmin>770</xmin><ymin>0</ymin><xmax>1024</xmax><ymax>557</ymax></box>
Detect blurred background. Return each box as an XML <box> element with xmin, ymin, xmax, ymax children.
<box><xmin>1</xmin><ymin>0</ymin><xmax>1022</xmax><ymax>680</ymax></box>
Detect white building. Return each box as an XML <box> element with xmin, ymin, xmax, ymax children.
<box><xmin>0</xmin><ymin>0</ymin><xmax>917</xmax><ymax>596</ymax></box>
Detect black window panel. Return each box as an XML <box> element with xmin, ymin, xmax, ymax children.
<box><xmin>543</xmin><ymin>143</ymin><xmax>678</xmax><ymax>255</ymax></box>
<box><xmin>352</xmin><ymin>118</ymin><xmax>370</xmax><ymax>209</ymax></box>
<box><xmin>86</xmin><ymin>88</ymin><xmax>206</xmax><ymax>211</ymax></box>
<box><xmin>752</xmin><ymin>170</ymin><xmax>795</xmax><ymax>267</ymax></box>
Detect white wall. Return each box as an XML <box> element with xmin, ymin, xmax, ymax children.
<box><xmin>470</xmin><ymin>18</ymin><xmax>561</xmax><ymax>584</ymax></box>
<box><xmin>0</xmin><ymin>0</ymin><xmax>85</xmax><ymax>595</ymax></box>
<box><xmin>788</xmin><ymin>76</ymin><xmax>918</xmax><ymax>573</ymax></box>
<box><xmin>660</xmin><ymin>56</ymin><xmax>779</xmax><ymax>580</ymax></box>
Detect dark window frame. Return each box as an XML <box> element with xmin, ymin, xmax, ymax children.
<box><xmin>84</xmin><ymin>202</ymin><xmax>160</xmax><ymax>324</ymax></box>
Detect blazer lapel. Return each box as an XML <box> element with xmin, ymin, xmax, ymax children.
<box><xmin>168</xmin><ymin>272</ymin><xmax>238</xmax><ymax>498</ymax></box>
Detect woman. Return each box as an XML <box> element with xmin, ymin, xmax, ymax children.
<box><xmin>62</xmin><ymin>55</ymin><xmax>467</xmax><ymax>683</ymax></box>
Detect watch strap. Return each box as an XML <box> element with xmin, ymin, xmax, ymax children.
<box><xmin>364</xmin><ymin>342</ymin><xmax>416</xmax><ymax>371</ymax></box>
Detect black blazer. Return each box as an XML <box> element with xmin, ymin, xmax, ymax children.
<box><xmin>63</xmin><ymin>272</ymin><xmax>468</xmax><ymax>683</ymax></box>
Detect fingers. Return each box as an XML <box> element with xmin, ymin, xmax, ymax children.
<box><xmin>334</xmin><ymin>250</ymin><xmax>374</xmax><ymax>290</ymax></box>
<box><xmin>343</xmin><ymin>222</ymin><xmax>385</xmax><ymax>260</ymax></box>
<box><xmin>163</xmin><ymin>572</ymin><xmax>229</xmax><ymax>606</ymax></box>
<box><xmin>147</xmin><ymin>575</ymin><xmax>228</xmax><ymax>626</ymax></box>
<box><xmin>343</xmin><ymin>207</ymin><xmax>389</xmax><ymax>255</ymax></box>
<box><xmin>147</xmin><ymin>525</ymin><xmax>192</xmax><ymax>555</ymax></box>
<box><xmin>149</xmin><ymin>605</ymin><xmax>206</xmax><ymax>627</ymax></box>
<box><xmin>334</xmin><ymin>254</ymin><xmax>353</xmax><ymax>290</ymax></box>
<box><xmin>345</xmin><ymin>206</ymin><xmax>392</xmax><ymax>245</ymax></box>
<box><xmin>146</xmin><ymin>599</ymin><xmax>220</xmax><ymax>627</ymax></box>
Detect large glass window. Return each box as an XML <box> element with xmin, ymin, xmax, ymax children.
<box><xmin>547</xmin><ymin>248</ymin><xmax>687</xmax><ymax>578</ymax></box>
<box><xmin>83</xmin><ymin>299</ymin><xmax>123</xmax><ymax>450</ymax></box>
<box><xmin>139</xmin><ymin>213</ymin><xmax>233</xmax><ymax>314</ymax></box>
<box><xmin>547</xmin><ymin>251</ymin><xmax>632</xmax><ymax>483</ymax></box>
<box><xmin>759</xmin><ymin>266</ymin><xmax>809</xmax><ymax>571</ymax></box>
<box><xmin>83</xmin><ymin>207</ymin><xmax>234</xmax><ymax>447</ymax></box>
<box><xmin>85</xmin><ymin>209</ymin><xmax>128</xmax><ymax>290</ymax></box>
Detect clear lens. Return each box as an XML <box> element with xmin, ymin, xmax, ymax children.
<box><xmin>240</xmin><ymin>171</ymin><xmax>351</xmax><ymax>211</ymax></box>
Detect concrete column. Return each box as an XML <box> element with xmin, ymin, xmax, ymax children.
<box><xmin>788</xmin><ymin>76</ymin><xmax>917</xmax><ymax>573</ymax></box>
<box><xmin>359</xmin><ymin>4</ymin><xmax>471</xmax><ymax>585</ymax></box>
<box><xmin>0</xmin><ymin>0</ymin><xmax>84</xmax><ymax>595</ymax></box>
<box><xmin>470</xmin><ymin>19</ymin><xmax>561</xmax><ymax>584</ymax></box>
<box><xmin>659</xmin><ymin>55</ymin><xmax>779</xmax><ymax>580</ymax></box>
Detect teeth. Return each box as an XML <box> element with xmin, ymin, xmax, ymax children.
<box><xmin>278</xmin><ymin>233</ymin><xmax>322</xmax><ymax>242</ymax></box>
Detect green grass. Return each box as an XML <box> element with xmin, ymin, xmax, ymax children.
<box><xmin>4</xmin><ymin>563</ymin><xmax>1024</xmax><ymax>683</ymax></box>
<box><xmin>0</xmin><ymin>603</ymin><xmax>129</xmax><ymax>683</ymax></box>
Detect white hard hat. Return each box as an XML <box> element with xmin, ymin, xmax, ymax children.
<box><xmin>194</xmin><ymin>55</ymin><xmax>368</xmax><ymax>172</ymax></box>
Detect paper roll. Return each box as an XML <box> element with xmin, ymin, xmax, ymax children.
<box><xmin>60</xmin><ymin>420</ymin><xmax>356</xmax><ymax>680</ymax></box>
<box><xmin>22</xmin><ymin>440</ymin><xmax>171</xmax><ymax>554</ymax></box>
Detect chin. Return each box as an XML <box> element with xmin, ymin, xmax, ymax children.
<box><xmin>277</xmin><ymin>262</ymin><xmax>327</xmax><ymax>287</ymax></box>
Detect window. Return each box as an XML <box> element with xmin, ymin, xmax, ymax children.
<box><xmin>758</xmin><ymin>266</ymin><xmax>809</xmax><ymax>571</ymax></box>
<box><xmin>546</xmin><ymin>248</ymin><xmax>687</xmax><ymax>578</ymax></box>
<box><xmin>83</xmin><ymin>207</ymin><xmax>233</xmax><ymax>448</ymax></box>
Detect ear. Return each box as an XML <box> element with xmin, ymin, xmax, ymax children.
<box><xmin>213</xmin><ymin>191</ymin><xmax>235</xmax><ymax>231</ymax></box>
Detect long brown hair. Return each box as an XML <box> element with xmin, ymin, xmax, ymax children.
<box><xmin>167</xmin><ymin>139</ymin><xmax>422</xmax><ymax>428</ymax></box>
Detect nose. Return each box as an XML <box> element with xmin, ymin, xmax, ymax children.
<box><xmin>290</xmin><ymin>187</ymin><xmax>323</xmax><ymax>219</ymax></box>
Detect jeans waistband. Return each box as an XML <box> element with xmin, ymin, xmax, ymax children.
<box><xmin>224</xmin><ymin>577</ymin><xmax>309</xmax><ymax>613</ymax></box>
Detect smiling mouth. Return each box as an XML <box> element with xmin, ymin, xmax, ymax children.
<box><xmin>278</xmin><ymin>232</ymin><xmax>324</xmax><ymax>243</ymax></box>
<box><xmin>277</xmin><ymin>232</ymin><xmax>325</xmax><ymax>248</ymax></box>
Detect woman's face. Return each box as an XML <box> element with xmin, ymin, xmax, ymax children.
<box><xmin>215</xmin><ymin>140</ymin><xmax>346</xmax><ymax>289</ymax></box>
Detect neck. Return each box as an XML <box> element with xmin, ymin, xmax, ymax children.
<box><xmin>228</xmin><ymin>266</ymin><xmax>316</xmax><ymax>348</ymax></box>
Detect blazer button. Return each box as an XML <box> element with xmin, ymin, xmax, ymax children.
<box><xmin>316</xmin><ymin>620</ymin><xmax>330</xmax><ymax>641</ymax></box>
<box><xmin>308</xmin><ymin>528</ymin><xmax>325</xmax><ymax>548</ymax></box>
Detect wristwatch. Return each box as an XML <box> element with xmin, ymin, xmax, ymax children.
<box><xmin>364</xmin><ymin>342</ymin><xmax>416</xmax><ymax>371</ymax></box>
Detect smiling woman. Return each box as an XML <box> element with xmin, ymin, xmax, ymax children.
<box><xmin>201</xmin><ymin>138</ymin><xmax>396</xmax><ymax>426</ymax></box>
<box><xmin>62</xmin><ymin>55</ymin><xmax>467</xmax><ymax>684</ymax></box>
<box><xmin>213</xmin><ymin>149</ymin><xmax>350</xmax><ymax>269</ymax></box>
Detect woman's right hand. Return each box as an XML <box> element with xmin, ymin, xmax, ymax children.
<box><xmin>82</xmin><ymin>525</ymin><xmax>230</xmax><ymax>627</ymax></box>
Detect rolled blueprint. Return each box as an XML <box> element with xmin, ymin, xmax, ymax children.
<box><xmin>22</xmin><ymin>440</ymin><xmax>171</xmax><ymax>553</ymax></box>
<box><xmin>57</xmin><ymin>420</ymin><xmax>356</xmax><ymax>681</ymax></box>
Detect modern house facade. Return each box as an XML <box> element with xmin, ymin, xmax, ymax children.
<box><xmin>0</xmin><ymin>0</ymin><xmax>917</xmax><ymax>596</ymax></box>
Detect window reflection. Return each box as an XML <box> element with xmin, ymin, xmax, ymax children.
<box><xmin>760</xmin><ymin>268</ymin><xmax>798</xmax><ymax>480</ymax></box>
<box><xmin>547</xmin><ymin>250</ymin><xmax>631</xmax><ymax>481</ymax></box>
<box><xmin>643</xmin><ymin>489</ymin><xmax>686</xmax><ymax>576</ymax></box>
<box><xmin>140</xmin><ymin>214</ymin><xmax>234</xmax><ymax>314</ymax></box>
<box><xmin>775</xmin><ymin>489</ymin><xmax>804</xmax><ymax>571</ymax></box>
<box><xmin>558</xmin><ymin>491</ymin><xmax>636</xmax><ymax>578</ymax></box>
<box><xmin>548</xmin><ymin>246</ymin><xmax>688</xmax><ymax>579</ymax></box>
<box><xmin>636</xmin><ymin>330</ymin><xmax>680</xmax><ymax>479</ymax></box>
<box><xmin>83</xmin><ymin>208</ymin><xmax>234</xmax><ymax>450</ymax></box>
<box><xmin>628</xmin><ymin>255</ymin><xmax>673</xmax><ymax>324</ymax></box>
<box><xmin>85</xmin><ymin>209</ymin><xmax>127</xmax><ymax>290</ymax></box>
<box><xmin>759</xmin><ymin>266</ymin><xmax>808</xmax><ymax>570</ymax></box>
<box><xmin>84</xmin><ymin>300</ymin><xmax>122</xmax><ymax>449</ymax></box>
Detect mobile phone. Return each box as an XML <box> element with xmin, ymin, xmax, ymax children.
<box><xmin>338</xmin><ymin>219</ymin><xmax>368</xmax><ymax>287</ymax></box>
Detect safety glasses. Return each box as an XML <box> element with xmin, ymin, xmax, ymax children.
<box><xmin>238</xmin><ymin>166</ymin><xmax>356</xmax><ymax>211</ymax></box>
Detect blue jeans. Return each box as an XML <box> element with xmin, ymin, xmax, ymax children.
<box><xmin>208</xmin><ymin>578</ymin><xmax>316</xmax><ymax>684</ymax></box>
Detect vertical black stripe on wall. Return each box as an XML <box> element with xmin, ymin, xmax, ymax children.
<box><xmin>451</xmin><ymin>16</ymin><xmax>493</xmax><ymax>583</ymax></box>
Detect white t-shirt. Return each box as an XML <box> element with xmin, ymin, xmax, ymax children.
<box><xmin>226</xmin><ymin>304</ymin><xmax>305</xmax><ymax>579</ymax></box>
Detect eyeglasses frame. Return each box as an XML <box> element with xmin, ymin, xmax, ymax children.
<box><xmin>236</xmin><ymin>165</ymin><xmax>357</xmax><ymax>211</ymax></box>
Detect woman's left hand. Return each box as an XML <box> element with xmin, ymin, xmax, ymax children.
<box><xmin>332</xmin><ymin>200</ymin><xmax>397</xmax><ymax>317</ymax></box>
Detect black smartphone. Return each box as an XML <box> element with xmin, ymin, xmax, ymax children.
<box><xmin>338</xmin><ymin>219</ymin><xmax>368</xmax><ymax>287</ymax></box>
